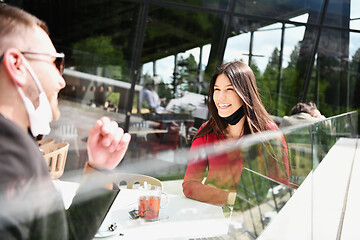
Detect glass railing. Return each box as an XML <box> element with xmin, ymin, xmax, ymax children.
<box><xmin>0</xmin><ymin>110</ymin><xmax>357</xmax><ymax>239</ymax></box>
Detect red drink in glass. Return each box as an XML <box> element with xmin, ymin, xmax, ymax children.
<box><xmin>138</xmin><ymin>196</ymin><xmax>161</xmax><ymax>220</ymax></box>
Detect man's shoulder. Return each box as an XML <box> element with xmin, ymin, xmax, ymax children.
<box><xmin>0</xmin><ymin>114</ymin><xmax>36</xmax><ymax>147</ymax></box>
<box><xmin>0</xmin><ymin>114</ymin><xmax>46</xmax><ymax>176</ymax></box>
<box><xmin>280</xmin><ymin>112</ymin><xmax>318</xmax><ymax>128</ymax></box>
<box><xmin>293</xmin><ymin>112</ymin><xmax>313</xmax><ymax>119</ymax></box>
<box><xmin>142</xmin><ymin>88</ymin><xmax>152</xmax><ymax>94</ymax></box>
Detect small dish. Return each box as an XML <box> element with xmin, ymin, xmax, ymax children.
<box><xmin>94</xmin><ymin>228</ymin><xmax>122</xmax><ymax>238</ymax></box>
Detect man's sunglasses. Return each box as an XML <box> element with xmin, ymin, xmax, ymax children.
<box><xmin>21</xmin><ymin>51</ymin><xmax>65</xmax><ymax>75</ymax></box>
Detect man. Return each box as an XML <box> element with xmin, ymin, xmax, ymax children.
<box><xmin>139</xmin><ymin>76</ymin><xmax>165</xmax><ymax>114</ymax></box>
<box><xmin>280</xmin><ymin>102</ymin><xmax>325</xmax><ymax>128</ymax></box>
<box><xmin>0</xmin><ymin>4</ymin><xmax>131</xmax><ymax>239</ymax></box>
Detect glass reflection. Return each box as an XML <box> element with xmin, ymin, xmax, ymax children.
<box><xmin>162</xmin><ymin>0</ymin><xmax>232</xmax><ymax>10</ymax></box>
<box><xmin>2</xmin><ymin>0</ymin><xmax>359</xmax><ymax>238</ymax></box>
<box><xmin>235</xmin><ymin>0</ymin><xmax>322</xmax><ymax>23</ymax></box>
<box><xmin>1</xmin><ymin>109</ymin><xmax>357</xmax><ymax>239</ymax></box>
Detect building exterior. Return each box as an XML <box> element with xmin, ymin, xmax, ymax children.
<box><xmin>5</xmin><ymin>0</ymin><xmax>359</xmax><ymax>131</ymax></box>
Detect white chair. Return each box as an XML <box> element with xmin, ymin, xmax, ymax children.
<box><xmin>57</xmin><ymin>124</ymin><xmax>79</xmax><ymax>157</ymax></box>
<box><xmin>113</xmin><ymin>173</ymin><xmax>163</xmax><ymax>190</ymax></box>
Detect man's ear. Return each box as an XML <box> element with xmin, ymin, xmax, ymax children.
<box><xmin>2</xmin><ymin>48</ymin><xmax>28</xmax><ymax>87</ymax></box>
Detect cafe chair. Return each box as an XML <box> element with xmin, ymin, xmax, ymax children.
<box><xmin>140</xmin><ymin>121</ymin><xmax>180</xmax><ymax>157</ymax></box>
<box><xmin>184</xmin><ymin>120</ymin><xmax>195</xmax><ymax>145</ymax></box>
<box><xmin>58</xmin><ymin>124</ymin><xmax>79</xmax><ymax>157</ymax></box>
<box><xmin>113</xmin><ymin>173</ymin><xmax>163</xmax><ymax>190</ymax></box>
<box><xmin>37</xmin><ymin>138</ymin><xmax>55</xmax><ymax>147</ymax></box>
<box><xmin>40</xmin><ymin>142</ymin><xmax>69</xmax><ymax>180</ymax></box>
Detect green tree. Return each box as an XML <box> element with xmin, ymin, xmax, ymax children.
<box><xmin>249</xmin><ymin>61</ymin><xmax>262</xmax><ymax>80</ymax></box>
<box><xmin>282</xmin><ymin>44</ymin><xmax>301</xmax><ymax>115</ymax></box>
<box><xmin>157</xmin><ymin>80</ymin><xmax>173</xmax><ymax>105</ymax></box>
<box><xmin>259</xmin><ymin>48</ymin><xmax>281</xmax><ymax>115</ymax></box>
<box><xmin>281</xmin><ymin>43</ymin><xmax>329</xmax><ymax>117</ymax></box>
<box><xmin>177</xmin><ymin>54</ymin><xmax>199</xmax><ymax>93</ymax></box>
<box><xmin>72</xmin><ymin>35</ymin><xmax>126</xmax><ymax>80</ymax></box>
<box><xmin>350</xmin><ymin>48</ymin><xmax>360</xmax><ymax>109</ymax></box>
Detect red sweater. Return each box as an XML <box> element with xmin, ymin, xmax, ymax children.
<box><xmin>182</xmin><ymin>122</ymin><xmax>289</xmax><ymax>206</ymax></box>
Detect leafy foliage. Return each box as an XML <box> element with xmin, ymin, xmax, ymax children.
<box><xmin>177</xmin><ymin>54</ymin><xmax>199</xmax><ymax>93</ymax></box>
<box><xmin>157</xmin><ymin>80</ymin><xmax>173</xmax><ymax>105</ymax></box>
<box><xmin>72</xmin><ymin>35</ymin><xmax>126</xmax><ymax>79</ymax></box>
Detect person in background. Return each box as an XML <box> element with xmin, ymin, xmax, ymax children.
<box><xmin>308</xmin><ymin>101</ymin><xmax>326</xmax><ymax>119</ymax></box>
<box><xmin>280</xmin><ymin>102</ymin><xmax>325</xmax><ymax>128</ymax></box>
<box><xmin>182</xmin><ymin>61</ymin><xmax>289</xmax><ymax>206</ymax></box>
<box><xmin>104</xmin><ymin>100</ymin><xmax>117</xmax><ymax>112</ymax></box>
<box><xmin>90</xmin><ymin>99</ymin><xmax>96</xmax><ymax>108</ymax></box>
<box><xmin>0</xmin><ymin>4</ymin><xmax>131</xmax><ymax>239</ymax></box>
<box><xmin>139</xmin><ymin>76</ymin><xmax>166</xmax><ymax>114</ymax></box>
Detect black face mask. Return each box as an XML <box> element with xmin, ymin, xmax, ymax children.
<box><xmin>220</xmin><ymin>105</ymin><xmax>245</xmax><ymax>126</ymax></box>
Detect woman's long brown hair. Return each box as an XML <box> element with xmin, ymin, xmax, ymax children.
<box><xmin>195</xmin><ymin>61</ymin><xmax>274</xmax><ymax>140</ymax></box>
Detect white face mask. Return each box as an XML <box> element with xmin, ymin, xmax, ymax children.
<box><xmin>15</xmin><ymin>57</ymin><xmax>53</xmax><ymax>137</ymax></box>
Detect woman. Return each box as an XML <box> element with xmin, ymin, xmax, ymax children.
<box><xmin>182</xmin><ymin>61</ymin><xmax>289</xmax><ymax>206</ymax></box>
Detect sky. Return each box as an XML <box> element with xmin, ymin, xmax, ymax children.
<box><xmin>143</xmin><ymin>1</ymin><xmax>360</xmax><ymax>85</ymax></box>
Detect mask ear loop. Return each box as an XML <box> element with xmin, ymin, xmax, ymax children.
<box><xmin>12</xmin><ymin>57</ymin><xmax>36</xmax><ymax>113</ymax></box>
<box><xmin>14</xmin><ymin>55</ymin><xmax>50</xmax><ymax>115</ymax></box>
<box><xmin>21</xmin><ymin>55</ymin><xmax>46</xmax><ymax>93</ymax></box>
<box><xmin>15</xmin><ymin>83</ymin><xmax>36</xmax><ymax>109</ymax></box>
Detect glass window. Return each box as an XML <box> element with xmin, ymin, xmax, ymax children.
<box><xmin>141</xmin><ymin>3</ymin><xmax>218</xmax><ymax>95</ymax></box>
<box><xmin>13</xmin><ymin>0</ymin><xmax>358</xmax><ymax>175</ymax></box>
<box><xmin>156</xmin><ymin>56</ymin><xmax>175</xmax><ymax>86</ymax></box>
<box><xmin>128</xmin><ymin>4</ymin><xmax>216</xmax><ymax>169</ymax></box>
<box><xmin>2</xmin><ymin>1</ymin><xmax>360</xmax><ymax>238</ymax></box>
<box><xmin>235</xmin><ymin>0</ymin><xmax>322</xmax><ymax>24</ymax></box>
<box><xmin>279</xmin><ymin>17</ymin><xmax>308</xmax><ymax>116</ymax></box>
<box><xmin>350</xmin><ymin>0</ymin><xmax>360</xmax><ymax>20</ymax></box>
<box><xmin>223</xmin><ymin>30</ymin><xmax>251</xmax><ymax>65</ymax></box>
<box><xmin>223</xmin><ymin>14</ymin><xmax>318</xmax><ymax>117</ymax></box>
<box><xmin>314</xmin><ymin>28</ymin><xmax>348</xmax><ymax>115</ymax></box>
<box><xmin>348</xmin><ymin>32</ymin><xmax>360</xmax><ymax>110</ymax></box>
<box><xmin>323</xmin><ymin>0</ymin><xmax>351</xmax><ymax>28</ymax></box>
<box><xmin>225</xmin><ymin>16</ymin><xmax>284</xmax><ymax>115</ymax></box>
<box><xmin>252</xmin><ymin>23</ymin><xmax>282</xmax><ymax>115</ymax></box>
<box><xmin>161</xmin><ymin>0</ymin><xmax>232</xmax><ymax>10</ymax></box>
<box><xmin>16</xmin><ymin>0</ymin><xmax>143</xmax><ymax>171</ymax></box>
<box><xmin>142</xmin><ymin>62</ymin><xmax>154</xmax><ymax>78</ymax></box>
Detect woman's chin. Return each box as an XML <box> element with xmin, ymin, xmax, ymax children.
<box><xmin>218</xmin><ymin>111</ymin><xmax>233</xmax><ymax>118</ymax></box>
